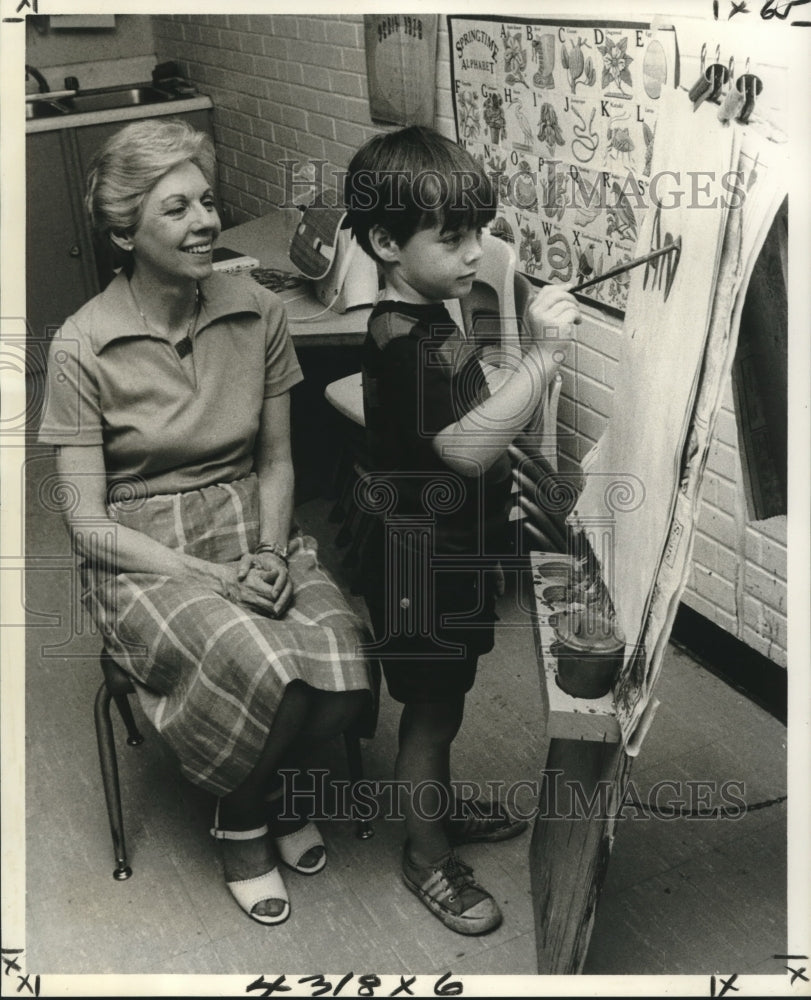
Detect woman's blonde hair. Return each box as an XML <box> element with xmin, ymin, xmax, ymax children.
<box><xmin>85</xmin><ymin>117</ymin><xmax>217</xmax><ymax>240</ymax></box>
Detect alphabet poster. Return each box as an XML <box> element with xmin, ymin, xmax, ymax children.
<box><xmin>447</xmin><ymin>16</ymin><xmax>677</xmax><ymax>312</ymax></box>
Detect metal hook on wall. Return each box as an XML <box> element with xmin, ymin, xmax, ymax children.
<box><xmin>736</xmin><ymin>59</ymin><xmax>763</xmax><ymax>125</ymax></box>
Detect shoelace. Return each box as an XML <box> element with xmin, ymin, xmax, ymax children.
<box><xmin>435</xmin><ymin>852</ymin><xmax>476</xmax><ymax>898</ymax></box>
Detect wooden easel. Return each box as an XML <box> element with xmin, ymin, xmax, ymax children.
<box><xmin>528</xmin><ymin>551</ymin><xmax>633</xmax><ymax>974</ymax></box>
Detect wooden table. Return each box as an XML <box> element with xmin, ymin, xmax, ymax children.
<box><xmin>218</xmin><ymin>207</ymin><xmax>372</xmax><ymax>347</ymax></box>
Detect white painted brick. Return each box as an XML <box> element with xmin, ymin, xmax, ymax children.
<box><xmin>570</xmin><ymin>402</ymin><xmax>607</xmax><ymax>443</ymax></box>
<box><xmin>757</xmin><ymin>533</ymin><xmax>788</xmax><ymax>581</ymax></box>
<box><xmin>691</xmin><ymin>565</ymin><xmax>738</xmax><ymax>615</ymax></box>
<box><xmin>330</xmin><ymin>70</ymin><xmax>365</xmax><ymax>99</ymax></box>
<box><xmin>251</xmin><ymin>118</ymin><xmax>275</xmax><ymax>146</ymax></box>
<box><xmin>217</xmin><ymin>27</ymin><xmax>243</xmax><ymax>52</ymax></box>
<box><xmin>742</xmin><ymin>622</ymin><xmax>787</xmax><ymax>667</ymax></box>
<box><xmin>293</xmin><ymin>132</ymin><xmax>326</xmax><ymax>161</ymax></box>
<box><xmin>247</xmin><ymin>15</ymin><xmax>275</xmax><ymax>35</ymax></box>
<box><xmin>333</xmin><ymin>121</ymin><xmax>367</xmax><ymax>153</ymax></box>
<box><xmin>254</xmin><ymin>56</ymin><xmax>279</xmax><ymax>83</ymax></box>
<box><xmin>565</xmin><ymin>342</ymin><xmax>605</xmax><ymax>384</ymax></box>
<box><xmin>573</xmin><ymin>372</ymin><xmax>614</xmax><ymax>419</ymax></box>
<box><xmin>299</xmin><ymin>18</ymin><xmax>327</xmax><ymax>43</ymax></box>
<box><xmin>706</xmin><ymin>438</ymin><xmax>740</xmax><ymax>483</ymax></box>
<box><xmin>198</xmin><ymin>24</ymin><xmax>222</xmax><ymax>49</ymax></box>
<box><xmin>744</xmin><ymin>563</ymin><xmax>787</xmax><ymax>615</ymax></box>
<box><xmin>262</xmin><ymin>35</ymin><xmax>290</xmax><ymax>60</ymax></box>
<box><xmin>691</xmin><ymin>532</ymin><xmax>717</xmax><ymax>573</ymax></box>
<box><xmin>695</xmin><ymin>501</ymin><xmax>738</xmax><ymax>551</ymax></box>
<box><xmin>682</xmin><ymin>589</ymin><xmax>739</xmax><ymax>635</ymax></box>
<box><xmin>744</xmin><ymin>525</ymin><xmax>762</xmax><ymax>564</ymax></box>
<box><xmin>322</xmin><ymin>139</ymin><xmax>357</xmax><ymax>172</ymax></box>
<box><xmin>237</xmin><ymin>93</ymin><xmax>260</xmax><ymax>118</ymax></box>
<box><xmin>288</xmin><ymin>84</ymin><xmax>321</xmax><ymax>114</ymax></box>
<box><xmin>272</xmin><ymin>15</ymin><xmax>300</xmax><ymax>39</ymax></box>
<box><xmin>752</xmin><ymin>514</ymin><xmax>787</xmax><ymax>544</ymax></box>
<box><xmin>712</xmin><ymin>476</ymin><xmax>739</xmax><ymax>518</ymax></box>
<box><xmin>308</xmin><ymin>113</ymin><xmax>336</xmax><ymax>141</ymax></box>
<box><xmin>712</xmin><ymin>540</ymin><xmax>743</xmax><ymax>582</ymax></box>
<box><xmin>242</xmin><ymin>134</ymin><xmax>264</xmax><ymax>160</ymax></box>
<box><xmin>330</xmin><ymin>20</ymin><xmax>360</xmax><ymax>48</ymax></box>
<box><xmin>342</xmin><ymin>47</ymin><xmax>367</xmax><ymax>75</ymax></box>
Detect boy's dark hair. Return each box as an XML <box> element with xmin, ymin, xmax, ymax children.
<box><xmin>344</xmin><ymin>126</ymin><xmax>497</xmax><ymax>262</ymax></box>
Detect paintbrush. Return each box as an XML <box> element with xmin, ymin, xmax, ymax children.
<box><xmin>569</xmin><ymin>236</ymin><xmax>682</xmax><ymax>294</ymax></box>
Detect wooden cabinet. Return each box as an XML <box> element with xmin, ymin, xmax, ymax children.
<box><xmin>25</xmin><ymin>107</ymin><xmax>214</xmax><ymax>374</ymax></box>
<box><xmin>26</xmin><ymin>128</ymin><xmax>99</xmax><ymax>374</ymax></box>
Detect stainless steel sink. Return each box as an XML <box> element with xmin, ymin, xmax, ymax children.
<box><xmin>64</xmin><ymin>86</ymin><xmax>173</xmax><ymax>114</ymax></box>
<box><xmin>25</xmin><ymin>99</ymin><xmax>71</xmax><ymax>119</ymax></box>
<box><xmin>26</xmin><ymin>85</ymin><xmax>173</xmax><ymax>120</ymax></box>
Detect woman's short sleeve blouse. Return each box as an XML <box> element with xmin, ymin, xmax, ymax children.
<box><xmin>37</xmin><ymin>271</ymin><xmax>303</xmax><ymax>497</ymax></box>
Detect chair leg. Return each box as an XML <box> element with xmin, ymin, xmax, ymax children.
<box><xmin>111</xmin><ymin>690</ymin><xmax>145</xmax><ymax>747</ymax></box>
<box><xmin>344</xmin><ymin>731</ymin><xmax>374</xmax><ymax>840</ymax></box>
<box><xmin>94</xmin><ymin>682</ymin><xmax>133</xmax><ymax>880</ymax></box>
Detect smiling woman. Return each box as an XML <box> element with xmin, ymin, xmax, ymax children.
<box><xmin>36</xmin><ymin>118</ymin><xmax>375</xmax><ymax>927</ymax></box>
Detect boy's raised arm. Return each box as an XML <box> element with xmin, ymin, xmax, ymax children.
<box><xmin>432</xmin><ymin>286</ymin><xmax>581</xmax><ymax>477</ymax></box>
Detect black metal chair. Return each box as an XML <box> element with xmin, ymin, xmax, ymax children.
<box><xmin>94</xmin><ymin>650</ymin><xmax>379</xmax><ymax>881</ymax></box>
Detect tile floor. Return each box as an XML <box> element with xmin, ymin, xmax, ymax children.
<box><xmin>20</xmin><ymin>443</ymin><xmax>790</xmax><ymax>991</ymax></box>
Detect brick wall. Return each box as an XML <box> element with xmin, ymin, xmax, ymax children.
<box><xmin>152</xmin><ymin>13</ymin><xmax>458</xmax><ymax>225</ymax></box>
<box><xmin>151</xmin><ymin>13</ymin><xmax>787</xmax><ymax>667</ymax></box>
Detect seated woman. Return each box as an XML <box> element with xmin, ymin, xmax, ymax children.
<box><xmin>38</xmin><ymin>118</ymin><xmax>373</xmax><ymax>926</ymax></box>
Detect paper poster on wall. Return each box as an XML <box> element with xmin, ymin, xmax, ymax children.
<box><xmin>447</xmin><ymin>15</ymin><xmax>676</xmax><ymax>313</ymax></box>
<box><xmin>364</xmin><ymin>14</ymin><xmax>438</xmax><ymax>127</ymax></box>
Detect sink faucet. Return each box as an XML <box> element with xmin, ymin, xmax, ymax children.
<box><xmin>25</xmin><ymin>64</ymin><xmax>50</xmax><ymax>94</ymax></box>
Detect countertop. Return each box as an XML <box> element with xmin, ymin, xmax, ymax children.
<box><xmin>219</xmin><ymin>207</ymin><xmax>372</xmax><ymax>346</ymax></box>
<box><xmin>25</xmin><ymin>93</ymin><xmax>213</xmax><ymax>134</ymax></box>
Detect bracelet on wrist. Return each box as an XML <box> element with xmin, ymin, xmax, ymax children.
<box><xmin>255</xmin><ymin>541</ymin><xmax>289</xmax><ymax>565</ymax></box>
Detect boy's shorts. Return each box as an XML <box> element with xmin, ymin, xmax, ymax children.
<box><xmin>365</xmin><ymin>567</ymin><xmax>497</xmax><ymax>704</ymax></box>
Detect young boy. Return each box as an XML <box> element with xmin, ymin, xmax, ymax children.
<box><xmin>345</xmin><ymin>126</ymin><xmax>581</xmax><ymax>935</ymax></box>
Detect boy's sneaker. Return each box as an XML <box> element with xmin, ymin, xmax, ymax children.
<box><xmin>401</xmin><ymin>843</ymin><xmax>502</xmax><ymax>936</ymax></box>
<box><xmin>448</xmin><ymin>797</ymin><xmax>529</xmax><ymax>845</ymax></box>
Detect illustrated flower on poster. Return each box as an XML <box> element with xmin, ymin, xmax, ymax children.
<box><xmin>541</xmin><ymin>167</ymin><xmax>569</xmax><ymax>221</ymax></box>
<box><xmin>561</xmin><ymin>37</ymin><xmax>596</xmax><ymax>93</ymax></box>
<box><xmin>504</xmin><ymin>32</ymin><xmax>529</xmax><ymax>86</ymax></box>
<box><xmin>486</xmin><ymin>152</ymin><xmax>509</xmax><ymax>200</ymax></box>
<box><xmin>537</xmin><ymin>102</ymin><xmax>564</xmax><ymax>155</ymax></box>
<box><xmin>519</xmin><ymin>223</ymin><xmax>544</xmax><ymax>274</ymax></box>
<box><xmin>458</xmin><ymin>89</ymin><xmax>481</xmax><ymax>142</ymax></box>
<box><xmin>598</xmin><ymin>36</ymin><xmax>634</xmax><ymax>96</ymax></box>
<box><xmin>483</xmin><ymin>91</ymin><xmax>507</xmax><ymax>144</ymax></box>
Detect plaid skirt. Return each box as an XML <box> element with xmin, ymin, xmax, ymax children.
<box><xmin>83</xmin><ymin>475</ymin><xmax>373</xmax><ymax>796</ymax></box>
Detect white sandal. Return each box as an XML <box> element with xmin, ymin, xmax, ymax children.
<box><xmin>275</xmin><ymin>821</ymin><xmax>327</xmax><ymax>875</ymax></box>
<box><xmin>210</xmin><ymin>804</ymin><xmax>290</xmax><ymax>925</ymax></box>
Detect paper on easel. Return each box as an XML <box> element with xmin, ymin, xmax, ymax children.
<box><xmin>570</xmin><ymin>93</ymin><xmax>789</xmax><ymax>753</ymax></box>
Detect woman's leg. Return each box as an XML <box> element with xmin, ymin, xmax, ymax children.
<box><xmin>216</xmin><ymin>680</ymin><xmax>315</xmax><ymax>919</ymax></box>
<box><xmin>221</xmin><ymin>686</ymin><xmax>367</xmax><ymax>898</ymax></box>
<box><xmin>266</xmin><ymin>688</ymin><xmax>368</xmax><ymax>857</ymax></box>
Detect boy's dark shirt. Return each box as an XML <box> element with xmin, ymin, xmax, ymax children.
<box><xmin>361</xmin><ymin>299</ymin><xmax>512</xmax><ymax>557</ymax></box>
